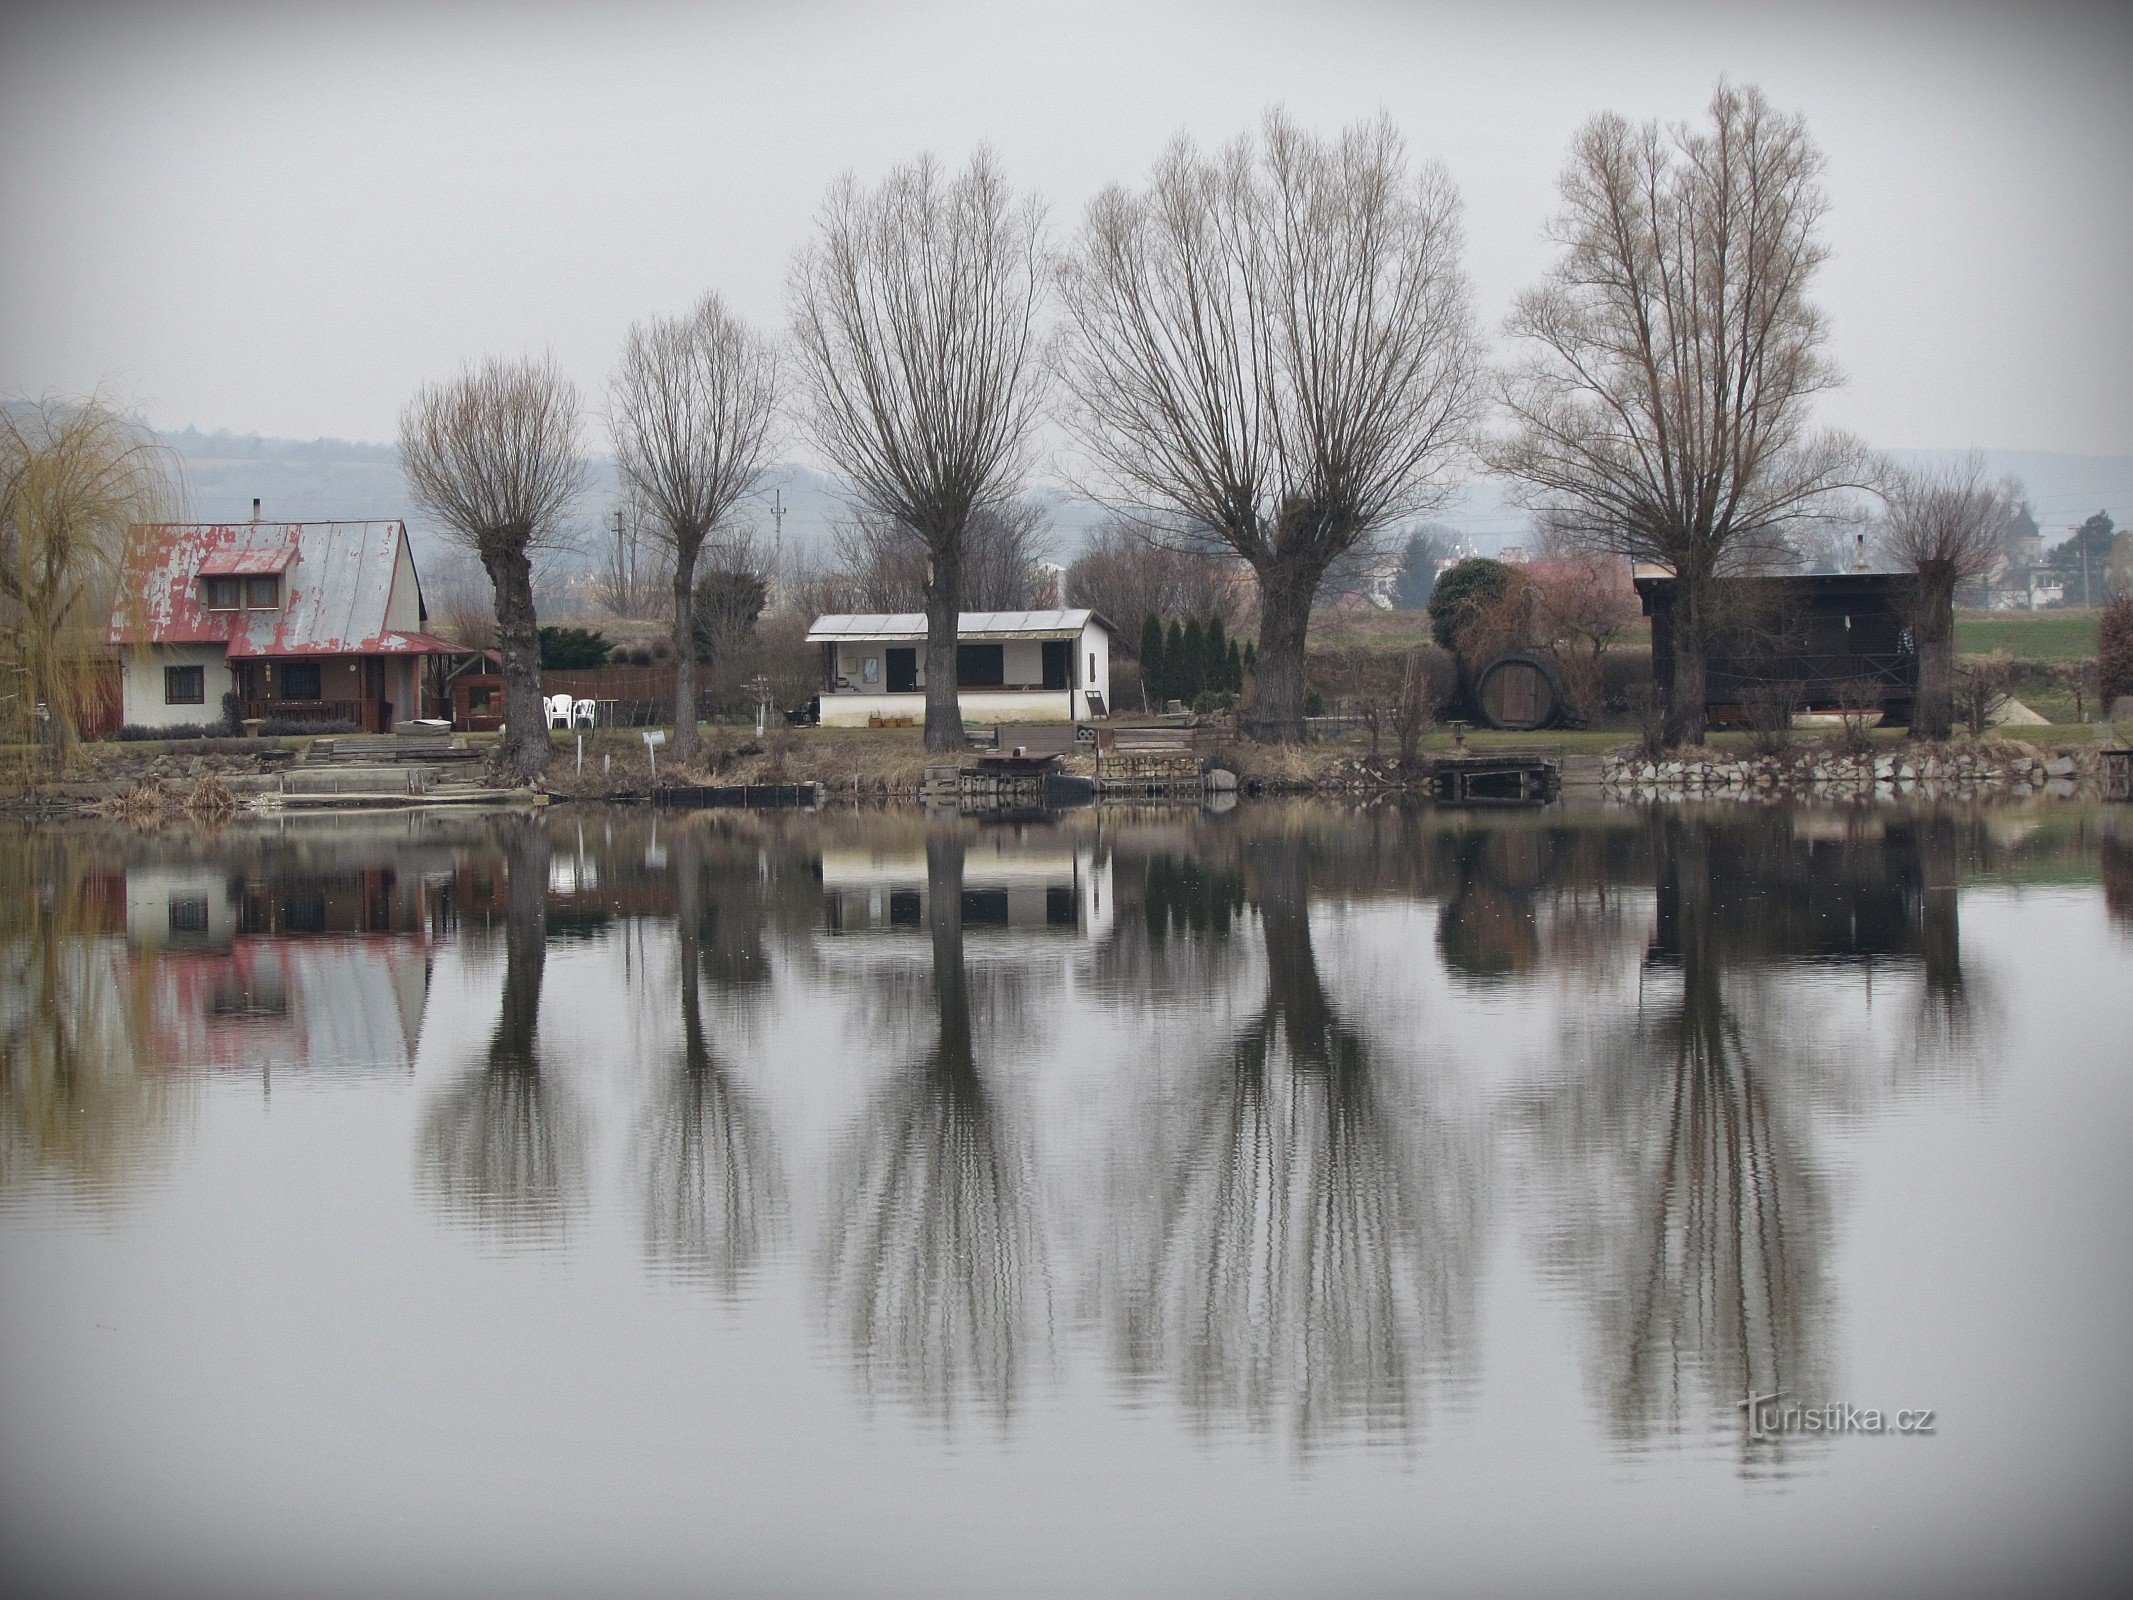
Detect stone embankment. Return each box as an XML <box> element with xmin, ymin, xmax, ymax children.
<box><xmin>1600</xmin><ymin>742</ymin><xmax>2106</xmax><ymax>802</ymax></box>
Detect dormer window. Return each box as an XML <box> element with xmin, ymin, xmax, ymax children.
<box><xmin>201</xmin><ymin>574</ymin><xmax>281</xmax><ymax>610</ymax></box>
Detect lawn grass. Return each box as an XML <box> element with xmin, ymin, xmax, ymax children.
<box><xmin>1954</xmin><ymin>609</ymin><xmax>2100</xmax><ymax>660</ymax></box>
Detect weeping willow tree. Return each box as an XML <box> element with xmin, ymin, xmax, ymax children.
<box><xmin>1</xmin><ymin>397</ymin><xmax>181</xmax><ymax>773</ymax></box>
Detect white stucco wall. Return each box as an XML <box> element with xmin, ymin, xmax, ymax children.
<box><xmin>122</xmin><ymin>644</ymin><xmax>233</xmax><ymax>728</ymax></box>
<box><xmin>820</xmin><ymin>687</ymin><xmax>1082</xmax><ymax>726</ymax></box>
<box><xmin>1079</xmin><ymin>619</ymin><xmax>1112</xmax><ymax>714</ymax></box>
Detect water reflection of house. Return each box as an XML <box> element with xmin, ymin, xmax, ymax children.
<box><xmin>121</xmin><ymin>865</ymin><xmax>436</xmax><ymax>1075</ymax></box>
<box><xmin>820</xmin><ymin>834</ymin><xmax>1114</xmax><ymax>941</ymax></box>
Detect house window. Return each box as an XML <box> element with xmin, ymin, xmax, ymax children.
<box><xmin>164</xmin><ymin>664</ymin><xmax>205</xmax><ymax>704</ymax></box>
<box><xmin>168</xmin><ymin>896</ymin><xmax>209</xmax><ymax>934</ymax></box>
<box><xmin>278</xmin><ymin>662</ymin><xmax>322</xmax><ymax>700</ymax></box>
<box><xmin>862</xmin><ymin>655</ymin><xmax>879</xmax><ymax>685</ymax></box>
<box><xmin>956</xmin><ymin>643</ymin><xmax>1004</xmax><ymax>687</ymax></box>
<box><xmin>243</xmin><ymin>575</ymin><xmax>280</xmax><ymax>609</ymax></box>
<box><xmin>202</xmin><ymin>576</ymin><xmax>241</xmax><ymax>610</ymax></box>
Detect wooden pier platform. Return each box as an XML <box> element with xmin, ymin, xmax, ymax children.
<box><xmin>1428</xmin><ymin>751</ymin><xmax>1560</xmax><ymax>806</ymax></box>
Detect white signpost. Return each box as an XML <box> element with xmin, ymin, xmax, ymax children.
<box><xmin>642</xmin><ymin>728</ymin><xmax>666</xmax><ymax>786</ymax></box>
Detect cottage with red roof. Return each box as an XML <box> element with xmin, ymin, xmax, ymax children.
<box><xmin>108</xmin><ymin>519</ymin><xmax>463</xmax><ymax>733</ymax></box>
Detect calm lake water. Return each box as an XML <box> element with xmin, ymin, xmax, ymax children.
<box><xmin>3</xmin><ymin>800</ymin><xmax>2130</xmax><ymax>1598</ymax></box>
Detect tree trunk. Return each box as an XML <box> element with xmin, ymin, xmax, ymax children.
<box><xmin>1665</xmin><ymin>576</ymin><xmax>1709</xmax><ymax>747</ymax></box>
<box><xmin>671</xmin><ymin>542</ymin><xmax>700</xmax><ymax>763</ymax></box>
<box><xmin>922</xmin><ymin>541</ymin><xmax>965</xmax><ymax>753</ymax></box>
<box><xmin>1912</xmin><ymin>571</ymin><xmax>1956</xmax><ymax>740</ymax></box>
<box><xmin>1251</xmin><ymin>562</ymin><xmax>1318</xmax><ymax>743</ymax></box>
<box><xmin>484</xmin><ymin>544</ymin><xmax>550</xmax><ymax>783</ymax></box>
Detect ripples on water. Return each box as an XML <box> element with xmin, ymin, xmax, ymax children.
<box><xmin>3</xmin><ymin>801</ymin><xmax>2130</xmax><ymax>1594</ymax></box>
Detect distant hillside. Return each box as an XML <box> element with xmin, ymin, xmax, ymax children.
<box><xmin>154</xmin><ymin>426</ymin><xmax>2133</xmax><ymax>572</ymax></box>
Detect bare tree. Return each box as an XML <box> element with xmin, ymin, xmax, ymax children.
<box><xmin>593</xmin><ymin>493</ymin><xmax>671</xmax><ymax>621</ymax></box>
<box><xmin>611</xmin><ymin>294</ymin><xmax>780</xmax><ymax>763</ymax></box>
<box><xmin>400</xmin><ymin>357</ymin><xmax>585</xmax><ymax>782</ymax></box>
<box><xmin>1054</xmin><ymin>110</ymin><xmax>1479</xmax><ymax>741</ymax></box>
<box><xmin>4</xmin><ymin>396</ymin><xmax>180</xmax><ymax>767</ymax></box>
<box><xmin>826</xmin><ymin>501</ymin><xmax>1052</xmax><ymax>614</ymax></box>
<box><xmin>790</xmin><ymin>150</ymin><xmax>1046</xmax><ymax>751</ymax></box>
<box><xmin>1492</xmin><ymin>82</ymin><xmax>1870</xmax><ymax>744</ymax></box>
<box><xmin>1876</xmin><ymin>457</ymin><xmax>2012</xmax><ymax>738</ymax></box>
<box><xmin>1065</xmin><ymin>518</ymin><xmax>1250</xmax><ymax>634</ymax></box>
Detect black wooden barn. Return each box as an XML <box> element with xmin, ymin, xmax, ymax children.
<box><xmin>1633</xmin><ymin>572</ymin><xmax>1924</xmax><ymax>728</ymax></box>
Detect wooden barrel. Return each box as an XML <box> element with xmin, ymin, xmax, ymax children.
<box><xmin>1473</xmin><ymin>653</ymin><xmax>1561</xmax><ymax>732</ymax></box>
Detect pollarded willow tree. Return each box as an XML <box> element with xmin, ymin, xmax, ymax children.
<box><xmin>1491</xmin><ymin>81</ymin><xmax>1869</xmax><ymax>744</ymax></box>
<box><xmin>1054</xmin><ymin>110</ymin><xmax>1480</xmax><ymax>742</ymax></box>
<box><xmin>1877</xmin><ymin>458</ymin><xmax>2014</xmax><ymax>739</ymax></box>
<box><xmin>790</xmin><ymin>150</ymin><xmax>1046</xmax><ymax>752</ymax></box>
<box><xmin>1</xmin><ymin>397</ymin><xmax>180</xmax><ymax>769</ymax></box>
<box><xmin>400</xmin><ymin>356</ymin><xmax>585</xmax><ymax>783</ymax></box>
<box><xmin>610</xmin><ymin>294</ymin><xmax>780</xmax><ymax>764</ymax></box>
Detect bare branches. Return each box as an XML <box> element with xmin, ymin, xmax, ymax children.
<box><xmin>610</xmin><ymin>293</ymin><xmax>780</xmax><ymax>758</ymax></box>
<box><xmin>399</xmin><ymin>356</ymin><xmax>585</xmax><ymax>781</ymax></box>
<box><xmin>1053</xmin><ymin>109</ymin><xmax>1480</xmax><ymax>737</ymax></box>
<box><xmin>1491</xmin><ymin>82</ymin><xmax>1865</xmax><ymax>741</ymax></box>
<box><xmin>612</xmin><ymin>296</ymin><xmax>780</xmax><ymax>559</ymax></box>
<box><xmin>824</xmin><ymin>501</ymin><xmax>1052</xmax><ymax>614</ymax></box>
<box><xmin>400</xmin><ymin>356</ymin><xmax>585</xmax><ymax>562</ymax></box>
<box><xmin>1876</xmin><ymin>456</ymin><xmax>2010</xmax><ymax>587</ymax></box>
<box><xmin>1877</xmin><ymin>455</ymin><xmax>2014</xmax><ymax>737</ymax></box>
<box><xmin>789</xmin><ymin>148</ymin><xmax>1047</xmax><ymax>750</ymax></box>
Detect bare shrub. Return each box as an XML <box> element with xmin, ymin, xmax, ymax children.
<box><xmin>1954</xmin><ymin>652</ymin><xmax>2017</xmax><ymax>738</ymax></box>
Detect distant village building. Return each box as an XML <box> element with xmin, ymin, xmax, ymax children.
<box><xmin>108</xmin><ymin>519</ymin><xmax>461</xmax><ymax>732</ymax></box>
<box><xmin>804</xmin><ymin>609</ymin><xmax>1117</xmax><ymax>726</ymax></box>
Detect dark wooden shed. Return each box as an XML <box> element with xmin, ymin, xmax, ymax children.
<box><xmin>1633</xmin><ymin>572</ymin><xmax>1923</xmax><ymax>728</ymax></box>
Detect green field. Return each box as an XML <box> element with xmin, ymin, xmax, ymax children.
<box><xmin>1954</xmin><ymin>609</ymin><xmax>2101</xmax><ymax>660</ymax></box>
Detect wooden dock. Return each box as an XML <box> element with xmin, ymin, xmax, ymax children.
<box><xmin>1427</xmin><ymin>751</ymin><xmax>1560</xmax><ymax>806</ymax></box>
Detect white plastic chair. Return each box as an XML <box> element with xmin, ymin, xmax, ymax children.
<box><xmin>545</xmin><ymin>693</ymin><xmax>574</xmax><ymax>729</ymax></box>
<box><xmin>572</xmin><ymin>698</ymin><xmax>597</xmax><ymax>728</ymax></box>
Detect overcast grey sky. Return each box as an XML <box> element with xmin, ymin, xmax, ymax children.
<box><xmin>3</xmin><ymin>0</ymin><xmax>2129</xmax><ymax>460</ymax></box>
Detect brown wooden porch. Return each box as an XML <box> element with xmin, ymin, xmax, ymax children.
<box><xmin>234</xmin><ymin>655</ymin><xmax>427</xmax><ymax>733</ymax></box>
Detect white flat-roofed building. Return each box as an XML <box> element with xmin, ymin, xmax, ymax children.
<box><xmin>805</xmin><ymin>610</ymin><xmax>1118</xmax><ymax>726</ymax></box>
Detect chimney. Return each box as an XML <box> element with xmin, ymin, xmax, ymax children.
<box><xmin>251</xmin><ymin>497</ymin><xmax>261</xmax><ymax>523</ymax></box>
<box><xmin>1854</xmin><ymin>530</ymin><xmax>1867</xmax><ymax>573</ymax></box>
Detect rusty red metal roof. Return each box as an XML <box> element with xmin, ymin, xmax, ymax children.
<box><xmin>196</xmin><ymin>540</ymin><xmax>298</xmax><ymax>576</ymax></box>
<box><xmin>109</xmin><ymin>520</ymin><xmax>455</xmax><ymax>657</ymax></box>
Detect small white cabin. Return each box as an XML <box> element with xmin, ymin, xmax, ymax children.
<box><xmin>805</xmin><ymin>610</ymin><xmax>1117</xmax><ymax>726</ymax></box>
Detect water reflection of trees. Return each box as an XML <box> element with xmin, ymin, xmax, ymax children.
<box><xmin>418</xmin><ymin>816</ymin><xmax>584</xmax><ymax>1244</ymax></box>
<box><xmin>639</xmin><ymin>823</ymin><xmax>782</xmax><ymax>1290</ymax></box>
<box><xmin>1111</xmin><ymin>832</ymin><xmax>1479</xmax><ymax>1454</ymax></box>
<box><xmin>823</xmin><ymin>829</ymin><xmax>1044</xmax><ymax>1424</ymax></box>
<box><xmin>1511</xmin><ymin>810</ymin><xmax>2009</xmax><ymax>1470</ymax></box>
